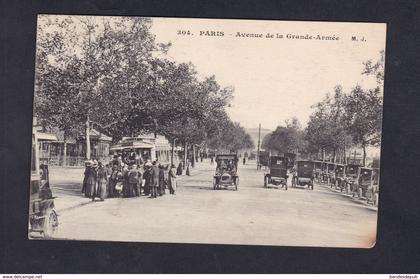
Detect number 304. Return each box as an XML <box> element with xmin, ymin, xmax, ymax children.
<box><xmin>177</xmin><ymin>30</ymin><xmax>191</xmax><ymax>35</ymax></box>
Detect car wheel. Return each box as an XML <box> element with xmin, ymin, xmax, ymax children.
<box><xmin>43</xmin><ymin>208</ymin><xmax>58</xmax><ymax>239</ymax></box>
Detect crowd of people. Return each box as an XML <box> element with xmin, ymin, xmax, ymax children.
<box><xmin>81</xmin><ymin>155</ymin><xmax>177</xmax><ymax>201</ymax></box>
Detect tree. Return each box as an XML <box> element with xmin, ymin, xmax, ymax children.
<box><xmin>34</xmin><ymin>16</ymin><xmax>170</xmax><ymax>159</ymax></box>
<box><xmin>262</xmin><ymin>118</ymin><xmax>305</xmax><ymax>155</ymax></box>
<box><xmin>343</xmin><ymin>86</ymin><xmax>382</xmax><ymax>165</ymax></box>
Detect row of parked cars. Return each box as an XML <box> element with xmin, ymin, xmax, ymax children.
<box><xmin>262</xmin><ymin>156</ymin><xmax>380</xmax><ymax>206</ymax></box>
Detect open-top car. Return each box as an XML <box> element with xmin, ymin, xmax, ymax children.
<box><xmin>264</xmin><ymin>156</ymin><xmax>288</xmax><ymax>190</ymax></box>
<box><xmin>213</xmin><ymin>154</ymin><xmax>239</xmax><ymax>190</ymax></box>
<box><xmin>333</xmin><ymin>164</ymin><xmax>346</xmax><ymax>191</ymax></box>
<box><xmin>320</xmin><ymin>161</ymin><xmax>328</xmax><ymax>183</ymax></box>
<box><xmin>326</xmin><ymin>162</ymin><xmax>336</xmax><ymax>184</ymax></box>
<box><xmin>369</xmin><ymin>168</ymin><xmax>380</xmax><ymax>206</ymax></box>
<box><xmin>351</xmin><ymin>167</ymin><xmax>373</xmax><ymax>199</ymax></box>
<box><xmin>292</xmin><ymin>160</ymin><xmax>315</xmax><ymax>190</ymax></box>
<box><xmin>345</xmin><ymin>163</ymin><xmax>359</xmax><ymax>193</ymax></box>
<box><xmin>29</xmin><ymin>129</ymin><xmax>59</xmax><ymax>238</ymax></box>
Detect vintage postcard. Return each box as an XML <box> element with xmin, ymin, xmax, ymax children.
<box><xmin>29</xmin><ymin>15</ymin><xmax>385</xmax><ymax>247</ymax></box>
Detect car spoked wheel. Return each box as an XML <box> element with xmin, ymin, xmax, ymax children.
<box><xmin>43</xmin><ymin>209</ymin><xmax>58</xmax><ymax>239</ymax></box>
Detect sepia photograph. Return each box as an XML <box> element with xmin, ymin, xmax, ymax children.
<box><xmin>29</xmin><ymin>15</ymin><xmax>386</xmax><ymax>248</ymax></box>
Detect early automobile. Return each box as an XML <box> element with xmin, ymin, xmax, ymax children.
<box><xmin>344</xmin><ymin>164</ymin><xmax>360</xmax><ymax>193</ymax></box>
<box><xmin>333</xmin><ymin>164</ymin><xmax>346</xmax><ymax>191</ymax></box>
<box><xmin>313</xmin><ymin>161</ymin><xmax>323</xmax><ymax>182</ymax></box>
<box><xmin>292</xmin><ymin>160</ymin><xmax>315</xmax><ymax>190</ymax></box>
<box><xmin>29</xmin><ymin>130</ymin><xmax>59</xmax><ymax>238</ymax></box>
<box><xmin>257</xmin><ymin>150</ymin><xmax>270</xmax><ymax>170</ymax></box>
<box><xmin>326</xmin><ymin>162</ymin><xmax>336</xmax><ymax>184</ymax></box>
<box><xmin>369</xmin><ymin>168</ymin><xmax>380</xmax><ymax>206</ymax></box>
<box><xmin>213</xmin><ymin>154</ymin><xmax>239</xmax><ymax>190</ymax></box>
<box><xmin>264</xmin><ymin>156</ymin><xmax>288</xmax><ymax>190</ymax></box>
<box><xmin>320</xmin><ymin>161</ymin><xmax>328</xmax><ymax>183</ymax></box>
<box><xmin>351</xmin><ymin>167</ymin><xmax>374</xmax><ymax>199</ymax></box>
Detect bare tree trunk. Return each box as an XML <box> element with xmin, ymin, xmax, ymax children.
<box><xmin>63</xmin><ymin>138</ymin><xmax>67</xmax><ymax>166</ymax></box>
<box><xmin>343</xmin><ymin>143</ymin><xmax>347</xmax><ymax>164</ymax></box>
<box><xmin>332</xmin><ymin>149</ymin><xmax>336</xmax><ymax>163</ymax></box>
<box><xmin>184</xmin><ymin>142</ymin><xmax>188</xmax><ymax>170</ymax></box>
<box><xmin>86</xmin><ymin>117</ymin><xmax>91</xmax><ymax>160</ymax></box>
<box><xmin>192</xmin><ymin>144</ymin><xmax>195</xmax><ymax>168</ymax></box>
<box><xmin>171</xmin><ymin>139</ymin><xmax>175</xmax><ymax>166</ymax></box>
<box><xmin>362</xmin><ymin>143</ymin><xmax>367</xmax><ymax>166</ymax></box>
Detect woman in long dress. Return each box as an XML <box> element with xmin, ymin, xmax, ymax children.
<box><xmin>84</xmin><ymin>164</ymin><xmax>97</xmax><ymax>198</ymax></box>
<box><xmin>168</xmin><ymin>164</ymin><xmax>177</xmax><ymax>195</ymax></box>
<box><xmin>176</xmin><ymin>162</ymin><xmax>183</xmax><ymax>175</ymax></box>
<box><xmin>95</xmin><ymin>162</ymin><xmax>108</xmax><ymax>201</ymax></box>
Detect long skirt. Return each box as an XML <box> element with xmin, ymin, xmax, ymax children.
<box><xmin>85</xmin><ymin>181</ymin><xmax>95</xmax><ymax>198</ymax></box>
<box><xmin>169</xmin><ymin>177</ymin><xmax>177</xmax><ymax>193</ymax></box>
<box><xmin>97</xmin><ymin>178</ymin><xmax>107</xmax><ymax>199</ymax></box>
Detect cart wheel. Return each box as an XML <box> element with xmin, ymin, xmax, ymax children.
<box><xmin>43</xmin><ymin>209</ymin><xmax>58</xmax><ymax>239</ymax></box>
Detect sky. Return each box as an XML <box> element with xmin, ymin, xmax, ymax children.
<box><xmin>150</xmin><ymin>18</ymin><xmax>386</xmax><ymax>130</ymax></box>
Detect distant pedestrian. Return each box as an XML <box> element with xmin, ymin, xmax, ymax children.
<box><xmin>143</xmin><ymin>162</ymin><xmax>152</xmax><ymax>196</ymax></box>
<box><xmin>108</xmin><ymin>164</ymin><xmax>118</xmax><ymax>198</ymax></box>
<box><xmin>158</xmin><ymin>164</ymin><xmax>165</xmax><ymax>196</ymax></box>
<box><xmin>127</xmin><ymin>164</ymin><xmax>140</xmax><ymax>197</ymax></box>
<box><xmin>95</xmin><ymin>162</ymin><xmax>107</xmax><ymax>201</ymax></box>
<box><xmin>176</xmin><ymin>162</ymin><xmax>183</xmax><ymax>175</ymax></box>
<box><xmin>168</xmin><ymin>164</ymin><xmax>177</xmax><ymax>194</ymax></box>
<box><xmin>84</xmin><ymin>161</ymin><xmax>97</xmax><ymax>198</ymax></box>
<box><xmin>150</xmin><ymin>161</ymin><xmax>159</xmax><ymax>198</ymax></box>
<box><xmin>243</xmin><ymin>157</ymin><xmax>246</xmax><ymax>165</ymax></box>
<box><xmin>82</xmin><ymin>161</ymin><xmax>91</xmax><ymax>195</ymax></box>
<box><xmin>210</xmin><ymin>156</ymin><xmax>214</xmax><ymax>165</ymax></box>
<box><xmin>90</xmin><ymin>160</ymin><xmax>99</xmax><ymax>201</ymax></box>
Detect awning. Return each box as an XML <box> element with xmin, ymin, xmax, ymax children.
<box><xmin>36</xmin><ymin>132</ymin><xmax>58</xmax><ymax>141</ymax></box>
<box><xmin>110</xmin><ymin>141</ymin><xmax>154</xmax><ymax>151</ymax></box>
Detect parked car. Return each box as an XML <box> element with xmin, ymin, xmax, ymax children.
<box><xmin>29</xmin><ymin>130</ymin><xmax>59</xmax><ymax>238</ymax></box>
<box><xmin>333</xmin><ymin>164</ymin><xmax>346</xmax><ymax>191</ymax></box>
<box><xmin>292</xmin><ymin>160</ymin><xmax>315</xmax><ymax>190</ymax></box>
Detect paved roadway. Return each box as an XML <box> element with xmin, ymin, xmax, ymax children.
<box><xmin>49</xmin><ymin>161</ymin><xmax>377</xmax><ymax>248</ymax></box>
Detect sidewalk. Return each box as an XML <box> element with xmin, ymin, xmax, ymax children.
<box><xmin>51</xmin><ymin>161</ymin><xmax>213</xmax><ymax>213</ymax></box>
<box><xmin>318</xmin><ymin>182</ymin><xmax>378</xmax><ymax>212</ymax></box>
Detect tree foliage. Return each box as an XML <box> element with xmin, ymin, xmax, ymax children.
<box><xmin>34</xmin><ymin>15</ymin><xmax>253</xmax><ymax>153</ymax></box>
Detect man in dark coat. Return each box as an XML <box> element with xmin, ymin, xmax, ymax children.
<box><xmin>150</xmin><ymin>161</ymin><xmax>159</xmax><ymax>198</ymax></box>
<box><xmin>176</xmin><ymin>162</ymin><xmax>183</xmax><ymax>175</ymax></box>
<box><xmin>128</xmin><ymin>164</ymin><xmax>141</xmax><ymax>197</ymax></box>
<box><xmin>158</xmin><ymin>164</ymin><xmax>165</xmax><ymax>196</ymax></box>
<box><xmin>143</xmin><ymin>163</ymin><xmax>152</xmax><ymax>196</ymax></box>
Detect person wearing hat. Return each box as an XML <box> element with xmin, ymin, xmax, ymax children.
<box><xmin>143</xmin><ymin>162</ymin><xmax>152</xmax><ymax>196</ymax></box>
<box><xmin>81</xmin><ymin>160</ymin><xmax>91</xmax><ymax>195</ymax></box>
<box><xmin>94</xmin><ymin>161</ymin><xmax>108</xmax><ymax>201</ymax></box>
<box><xmin>150</xmin><ymin>161</ymin><xmax>159</xmax><ymax>198</ymax></box>
<box><xmin>128</xmin><ymin>164</ymin><xmax>141</xmax><ymax>197</ymax></box>
<box><xmin>84</xmin><ymin>160</ymin><xmax>97</xmax><ymax>198</ymax></box>
<box><xmin>168</xmin><ymin>164</ymin><xmax>177</xmax><ymax>195</ymax></box>
<box><xmin>158</xmin><ymin>164</ymin><xmax>166</xmax><ymax>196</ymax></box>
